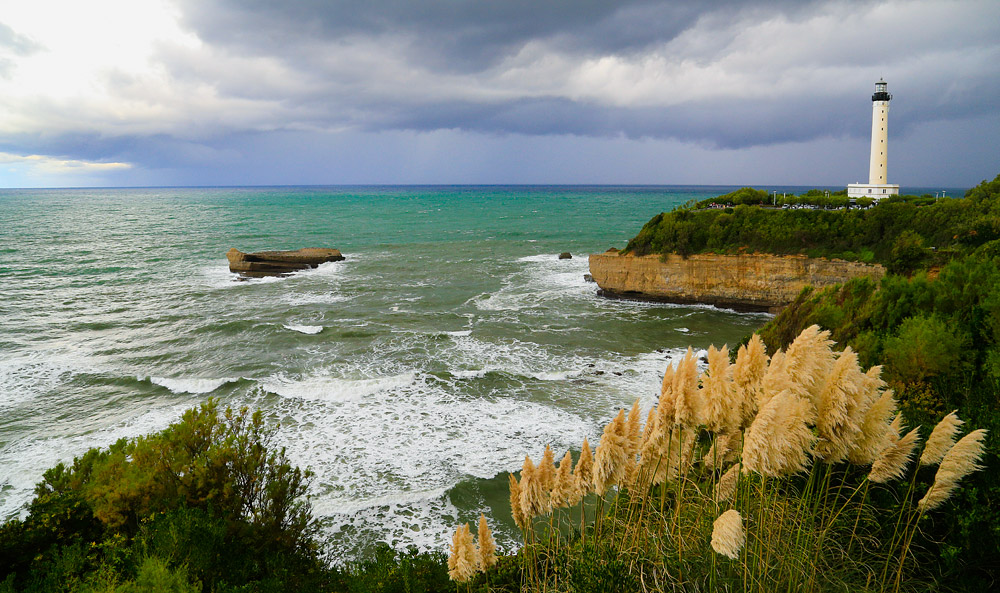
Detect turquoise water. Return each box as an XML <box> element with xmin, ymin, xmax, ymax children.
<box><xmin>0</xmin><ymin>185</ymin><xmax>771</xmax><ymax>558</ymax></box>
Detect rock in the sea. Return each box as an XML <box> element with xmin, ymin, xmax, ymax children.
<box><xmin>227</xmin><ymin>247</ymin><xmax>345</xmax><ymax>278</ymax></box>
<box><xmin>583</xmin><ymin>274</ymin><xmax>595</xmax><ymax>283</ymax></box>
<box><xmin>559</xmin><ymin>252</ymin><xmax>572</xmax><ymax>260</ymax></box>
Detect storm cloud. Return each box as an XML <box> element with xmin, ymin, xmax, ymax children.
<box><xmin>0</xmin><ymin>0</ymin><xmax>997</xmax><ymax>186</ymax></box>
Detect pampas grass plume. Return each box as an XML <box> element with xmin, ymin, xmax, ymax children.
<box><xmin>742</xmin><ymin>390</ymin><xmax>816</xmax><ymax>477</ymax></box>
<box><xmin>538</xmin><ymin>444</ymin><xmax>556</xmax><ymax>492</ymax></box>
<box><xmin>508</xmin><ymin>473</ymin><xmax>528</xmax><ymax>531</ymax></box>
<box><xmin>733</xmin><ymin>334</ymin><xmax>768</xmax><ymax>427</ymax></box>
<box><xmin>673</xmin><ymin>348</ymin><xmax>702</xmax><ymax>427</ymax></box>
<box><xmin>574</xmin><ymin>437</ymin><xmax>594</xmax><ymax>498</ymax></box>
<box><xmin>448</xmin><ymin>523</ymin><xmax>479</xmax><ymax>582</ymax></box>
<box><xmin>711</xmin><ymin>509</ymin><xmax>745</xmax><ymax>560</ymax></box>
<box><xmin>477</xmin><ymin>514</ymin><xmax>497</xmax><ymax>570</ymax></box>
<box><xmin>520</xmin><ymin>455</ymin><xmax>549</xmax><ymax>519</ymax></box>
<box><xmin>551</xmin><ymin>451</ymin><xmax>576</xmax><ymax>508</ymax></box>
<box><xmin>917</xmin><ymin>429</ymin><xmax>988</xmax><ymax>513</ymax></box>
<box><xmin>593</xmin><ymin>409</ymin><xmax>628</xmax><ymax>495</ymax></box>
<box><xmin>920</xmin><ymin>410</ymin><xmax>964</xmax><ymax>467</ymax></box>
<box><xmin>869</xmin><ymin>427</ymin><xmax>920</xmax><ymax>483</ymax></box>
<box><xmin>715</xmin><ymin>464</ymin><xmax>739</xmax><ymax>502</ymax></box>
<box><xmin>623</xmin><ymin>399</ymin><xmax>643</xmax><ymax>483</ymax></box>
<box><xmin>702</xmin><ymin>345</ymin><xmax>740</xmax><ymax>434</ymax></box>
<box><xmin>815</xmin><ymin>347</ymin><xmax>872</xmax><ymax>463</ymax></box>
<box><xmin>760</xmin><ymin>349</ymin><xmax>788</xmax><ymax>407</ymax></box>
<box><xmin>704</xmin><ymin>432</ymin><xmax>740</xmax><ymax>471</ymax></box>
<box><xmin>782</xmin><ymin>325</ymin><xmax>834</xmax><ymax>404</ymax></box>
<box><xmin>847</xmin><ymin>389</ymin><xmax>897</xmax><ymax>465</ymax></box>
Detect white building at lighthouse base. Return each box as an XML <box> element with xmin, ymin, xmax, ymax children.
<box><xmin>847</xmin><ymin>183</ymin><xmax>899</xmax><ymax>199</ymax></box>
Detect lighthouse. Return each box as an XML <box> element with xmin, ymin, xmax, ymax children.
<box><xmin>848</xmin><ymin>79</ymin><xmax>900</xmax><ymax>198</ymax></box>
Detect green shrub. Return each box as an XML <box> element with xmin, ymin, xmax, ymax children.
<box><xmin>0</xmin><ymin>401</ymin><xmax>331</xmax><ymax>592</ymax></box>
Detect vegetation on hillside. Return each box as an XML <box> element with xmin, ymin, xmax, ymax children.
<box><xmin>624</xmin><ymin>175</ymin><xmax>1000</xmax><ymax>271</ymax></box>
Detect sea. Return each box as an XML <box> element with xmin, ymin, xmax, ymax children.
<box><xmin>0</xmin><ymin>184</ymin><xmax>955</xmax><ymax>560</ymax></box>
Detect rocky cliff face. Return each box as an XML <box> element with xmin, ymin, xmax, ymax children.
<box><xmin>588</xmin><ymin>251</ymin><xmax>885</xmax><ymax>312</ymax></box>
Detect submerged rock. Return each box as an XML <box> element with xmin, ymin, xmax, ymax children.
<box><xmin>227</xmin><ymin>247</ymin><xmax>345</xmax><ymax>278</ymax></box>
<box><xmin>559</xmin><ymin>252</ymin><xmax>572</xmax><ymax>260</ymax></box>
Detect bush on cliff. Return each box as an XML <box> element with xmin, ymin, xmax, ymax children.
<box><xmin>625</xmin><ymin>173</ymin><xmax>1000</xmax><ymax>266</ymax></box>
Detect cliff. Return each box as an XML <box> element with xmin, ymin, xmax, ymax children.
<box><xmin>588</xmin><ymin>251</ymin><xmax>885</xmax><ymax>312</ymax></box>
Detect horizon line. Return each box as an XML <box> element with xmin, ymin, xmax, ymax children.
<box><xmin>0</xmin><ymin>182</ymin><xmax>972</xmax><ymax>192</ymax></box>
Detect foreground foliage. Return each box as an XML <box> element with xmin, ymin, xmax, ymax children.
<box><xmin>449</xmin><ymin>328</ymin><xmax>989</xmax><ymax>592</ymax></box>
<box><xmin>0</xmin><ymin>401</ymin><xmax>330</xmax><ymax>592</ymax></box>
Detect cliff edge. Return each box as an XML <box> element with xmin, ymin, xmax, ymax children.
<box><xmin>588</xmin><ymin>251</ymin><xmax>885</xmax><ymax>312</ymax></box>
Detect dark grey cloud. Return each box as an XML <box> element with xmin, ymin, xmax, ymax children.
<box><xmin>174</xmin><ymin>0</ymin><xmax>832</xmax><ymax>71</ymax></box>
<box><xmin>157</xmin><ymin>0</ymin><xmax>1000</xmax><ymax>147</ymax></box>
<box><xmin>3</xmin><ymin>0</ymin><xmax>999</xmax><ymax>187</ymax></box>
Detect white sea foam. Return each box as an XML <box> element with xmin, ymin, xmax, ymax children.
<box><xmin>474</xmin><ymin>253</ymin><xmax>590</xmax><ymax>312</ymax></box>
<box><xmin>0</xmin><ymin>352</ymin><xmax>91</xmax><ymax>410</ymax></box>
<box><xmin>147</xmin><ymin>376</ymin><xmax>237</xmax><ymax>394</ymax></box>
<box><xmin>263</xmin><ymin>365</ymin><xmax>596</xmax><ymax>556</ymax></box>
<box><xmin>262</xmin><ymin>371</ymin><xmax>418</xmax><ymax>402</ymax></box>
<box><xmin>0</xmin><ymin>402</ymin><xmax>190</xmax><ymax>520</ymax></box>
<box><xmin>284</xmin><ymin>324</ymin><xmax>324</xmax><ymax>335</ymax></box>
<box><xmin>283</xmin><ymin>292</ymin><xmax>352</xmax><ymax>306</ymax></box>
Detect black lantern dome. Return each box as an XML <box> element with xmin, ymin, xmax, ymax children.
<box><xmin>872</xmin><ymin>79</ymin><xmax>891</xmax><ymax>102</ymax></box>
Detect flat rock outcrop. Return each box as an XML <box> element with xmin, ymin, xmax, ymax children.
<box><xmin>227</xmin><ymin>247</ymin><xmax>345</xmax><ymax>278</ymax></box>
<box><xmin>588</xmin><ymin>251</ymin><xmax>885</xmax><ymax>312</ymax></box>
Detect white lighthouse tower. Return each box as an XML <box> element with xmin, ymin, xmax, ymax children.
<box><xmin>848</xmin><ymin>79</ymin><xmax>899</xmax><ymax>198</ymax></box>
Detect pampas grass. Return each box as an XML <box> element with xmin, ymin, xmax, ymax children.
<box><xmin>869</xmin><ymin>427</ymin><xmax>920</xmax><ymax>483</ymax></box>
<box><xmin>673</xmin><ymin>348</ymin><xmax>702</xmax><ymax>427</ymax></box>
<box><xmin>477</xmin><ymin>514</ymin><xmax>497</xmax><ymax>570</ymax></box>
<box><xmin>733</xmin><ymin>334</ymin><xmax>768</xmax><ymax>426</ymax></box>
<box><xmin>455</xmin><ymin>326</ymin><xmax>987</xmax><ymax>593</ymax></box>
<box><xmin>917</xmin><ymin>428</ymin><xmax>988</xmax><ymax>513</ymax></box>
<box><xmin>574</xmin><ymin>437</ymin><xmax>594</xmax><ymax>498</ymax></box>
<box><xmin>919</xmin><ymin>410</ymin><xmax>963</xmax><ymax>467</ymax></box>
<box><xmin>593</xmin><ymin>409</ymin><xmax>628</xmax><ymax>495</ymax></box>
<box><xmin>701</xmin><ymin>345</ymin><xmax>741</xmax><ymax>434</ymax></box>
<box><xmin>448</xmin><ymin>523</ymin><xmax>479</xmax><ymax>583</ymax></box>
<box><xmin>538</xmin><ymin>444</ymin><xmax>556</xmax><ymax>492</ymax></box>
<box><xmin>782</xmin><ymin>324</ymin><xmax>834</xmax><ymax>405</ymax></box>
<box><xmin>715</xmin><ymin>464</ymin><xmax>739</xmax><ymax>502</ymax></box>
<box><xmin>742</xmin><ymin>390</ymin><xmax>816</xmax><ymax>477</ymax></box>
<box><xmin>551</xmin><ymin>451</ymin><xmax>576</xmax><ymax>509</ymax></box>
<box><xmin>508</xmin><ymin>473</ymin><xmax>528</xmax><ymax>531</ymax></box>
<box><xmin>848</xmin><ymin>389</ymin><xmax>897</xmax><ymax>465</ymax></box>
<box><xmin>815</xmin><ymin>347</ymin><xmax>875</xmax><ymax>463</ymax></box>
<box><xmin>711</xmin><ymin>509</ymin><xmax>745</xmax><ymax>560</ymax></box>
<box><xmin>520</xmin><ymin>455</ymin><xmax>548</xmax><ymax>519</ymax></box>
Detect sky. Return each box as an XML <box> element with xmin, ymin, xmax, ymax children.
<box><xmin>0</xmin><ymin>0</ymin><xmax>997</xmax><ymax>188</ymax></box>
